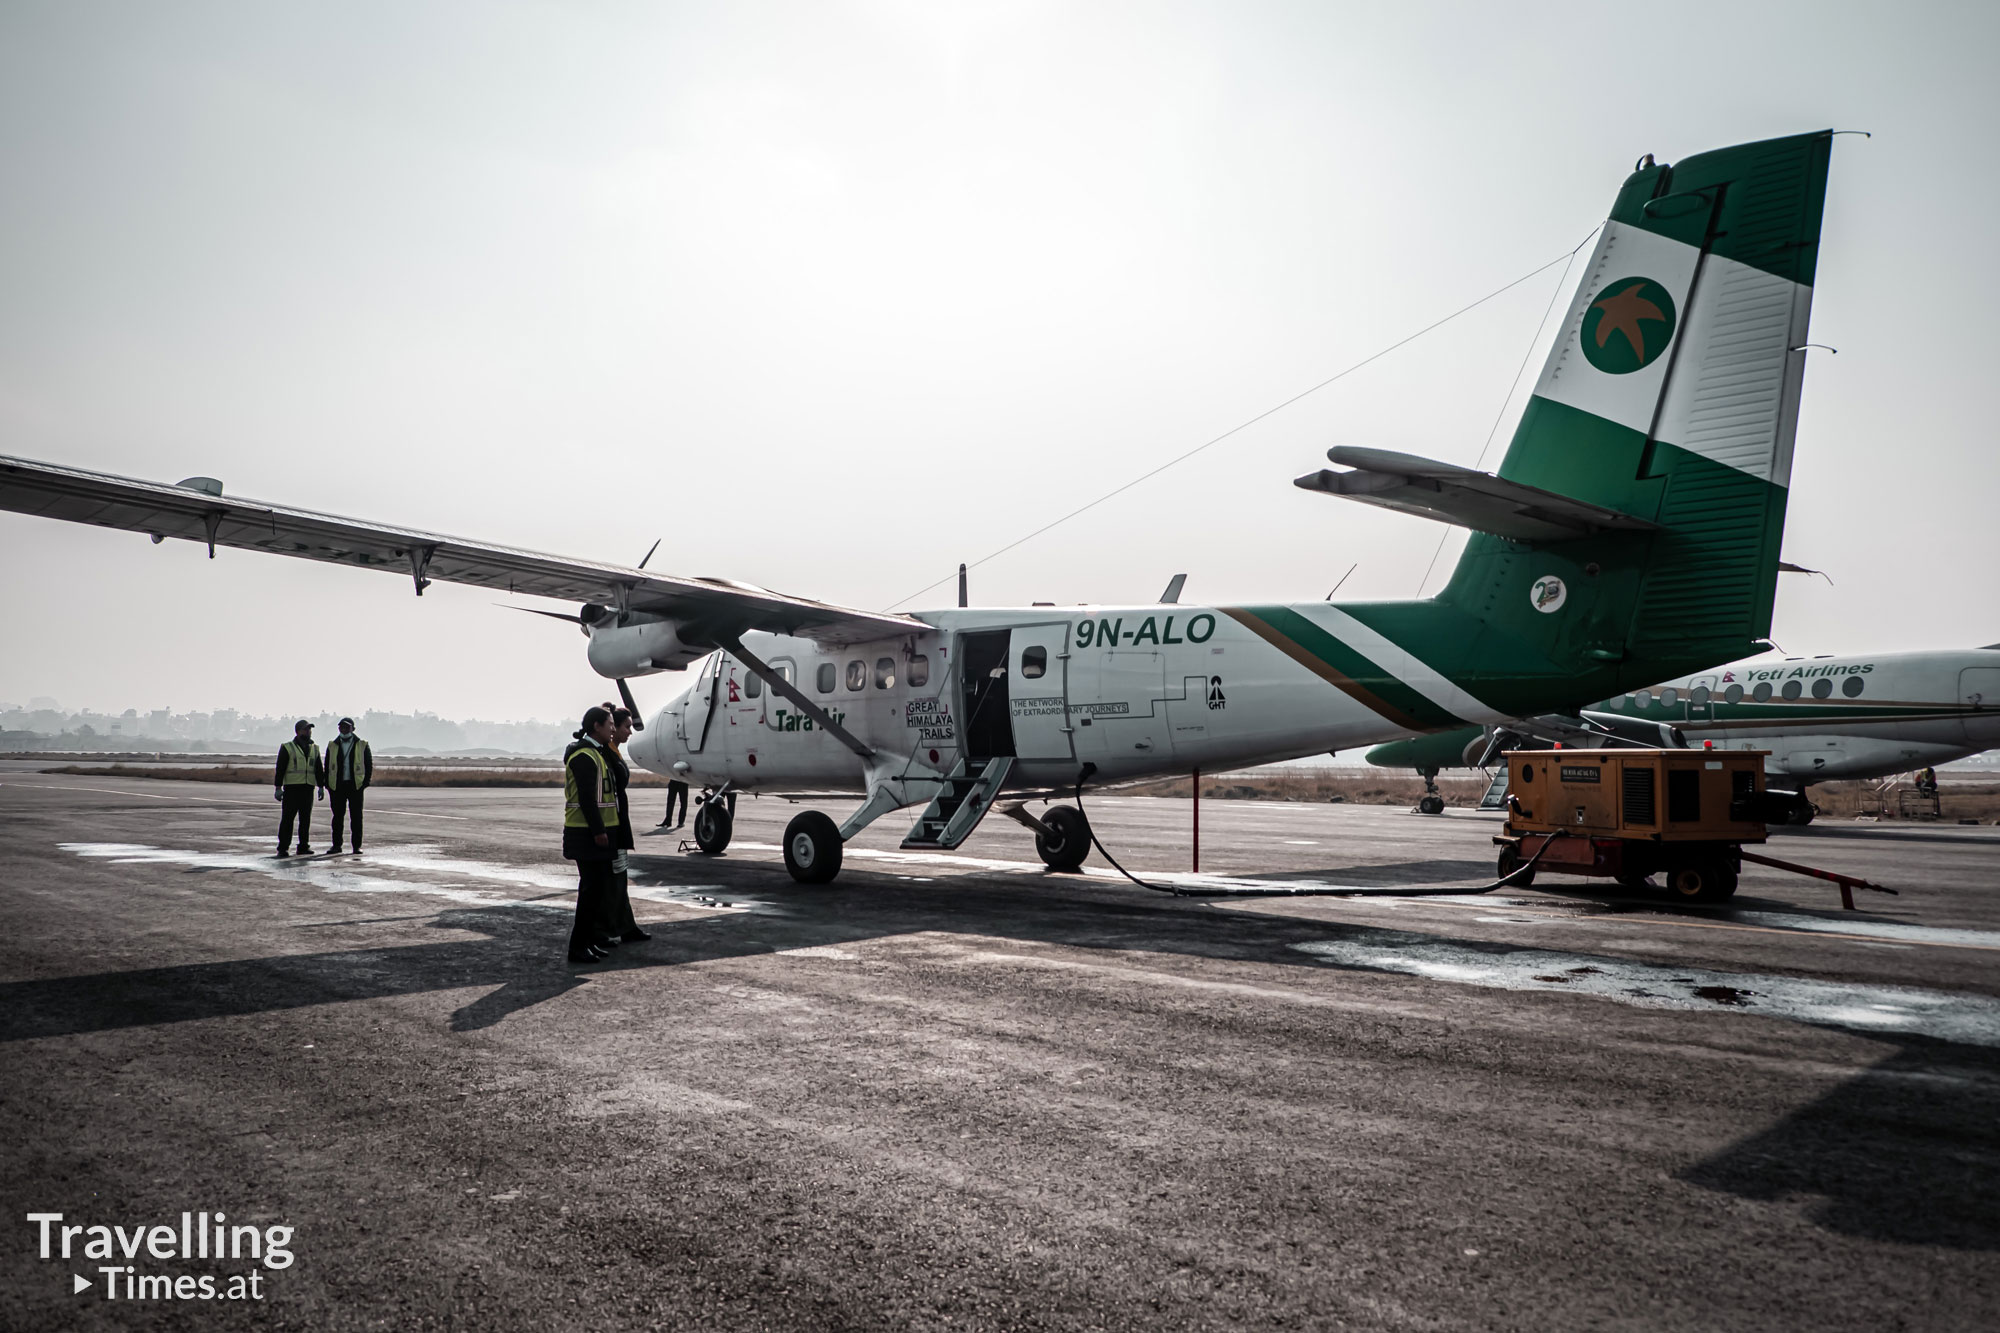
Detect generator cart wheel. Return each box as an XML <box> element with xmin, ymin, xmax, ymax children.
<box><xmin>692</xmin><ymin>800</ymin><xmax>734</xmax><ymax>855</ymax></box>
<box><xmin>1665</xmin><ymin>856</ymin><xmax>1737</xmax><ymax>904</ymax></box>
<box><xmin>1496</xmin><ymin>844</ymin><xmax>1534</xmax><ymax>887</ymax></box>
<box><xmin>1036</xmin><ymin>806</ymin><xmax>1091</xmax><ymax>872</ymax></box>
<box><xmin>782</xmin><ymin>810</ymin><xmax>843</xmax><ymax>884</ymax></box>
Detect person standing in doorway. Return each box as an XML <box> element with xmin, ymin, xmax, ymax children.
<box><xmin>325</xmin><ymin>717</ymin><xmax>372</xmax><ymax>854</ymax></box>
<box><xmin>274</xmin><ymin>719</ymin><xmax>324</xmax><ymax>857</ymax></box>
<box><xmin>562</xmin><ymin>707</ymin><xmax>621</xmax><ymax>963</ymax></box>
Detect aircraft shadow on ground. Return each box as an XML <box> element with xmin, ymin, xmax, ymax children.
<box><xmin>1680</xmin><ymin>1040</ymin><xmax>2000</xmax><ymax>1251</ymax></box>
<box><xmin>0</xmin><ymin>860</ymin><xmax>1362</xmax><ymax>1040</ymax></box>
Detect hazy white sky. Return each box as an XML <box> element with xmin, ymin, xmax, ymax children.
<box><xmin>3</xmin><ymin>1</ymin><xmax>1996</xmax><ymax>721</ymax></box>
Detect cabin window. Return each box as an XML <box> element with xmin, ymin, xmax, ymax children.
<box><xmin>744</xmin><ymin>673</ymin><xmax>762</xmax><ymax>699</ymax></box>
<box><xmin>1020</xmin><ymin>645</ymin><xmax>1047</xmax><ymax>679</ymax></box>
<box><xmin>875</xmin><ymin>657</ymin><xmax>896</xmax><ymax>689</ymax></box>
<box><xmin>1782</xmin><ymin>680</ymin><xmax>1803</xmax><ymax>701</ymax></box>
<box><xmin>908</xmin><ymin>654</ymin><xmax>930</xmax><ymax>687</ymax></box>
<box><xmin>1753</xmin><ymin>683</ymin><xmax>1773</xmax><ymax>703</ymax></box>
<box><xmin>1724</xmin><ymin>684</ymin><xmax>1744</xmax><ymax>704</ymax></box>
<box><xmin>1842</xmin><ymin>675</ymin><xmax>1864</xmax><ymax>698</ymax></box>
<box><xmin>1603</xmin><ymin>696</ymin><xmax>1622</xmax><ymax>711</ymax></box>
<box><xmin>1690</xmin><ymin>685</ymin><xmax>1710</xmax><ymax>704</ymax></box>
<box><xmin>845</xmin><ymin>660</ymin><xmax>867</xmax><ymax>692</ymax></box>
<box><xmin>817</xmin><ymin>662</ymin><xmax>836</xmax><ymax>694</ymax></box>
<box><xmin>1811</xmin><ymin>677</ymin><xmax>1833</xmax><ymax>699</ymax></box>
<box><xmin>1660</xmin><ymin>688</ymin><xmax>1679</xmax><ymax>707</ymax></box>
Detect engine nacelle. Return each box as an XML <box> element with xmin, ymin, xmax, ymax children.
<box><xmin>585</xmin><ymin>616</ymin><xmax>705</xmax><ymax>678</ymax></box>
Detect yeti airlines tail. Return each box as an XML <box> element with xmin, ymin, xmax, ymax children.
<box><xmin>0</xmin><ymin>132</ymin><xmax>1840</xmax><ymax>883</ymax></box>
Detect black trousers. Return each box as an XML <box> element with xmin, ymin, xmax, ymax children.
<box><xmin>278</xmin><ymin>786</ymin><xmax>316</xmax><ymax>852</ymax></box>
<box><xmin>328</xmin><ymin>786</ymin><xmax>364</xmax><ymax>850</ymax></box>
<box><xmin>662</xmin><ymin>781</ymin><xmax>688</xmax><ymax>827</ymax></box>
<box><xmin>606</xmin><ymin>853</ymin><xmax>638</xmax><ymax>936</ymax></box>
<box><xmin>569</xmin><ymin>858</ymin><xmax>614</xmax><ymax>955</ymax></box>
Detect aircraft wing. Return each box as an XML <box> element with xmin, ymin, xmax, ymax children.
<box><xmin>0</xmin><ymin>453</ymin><xmax>922</xmax><ymax>646</ymax></box>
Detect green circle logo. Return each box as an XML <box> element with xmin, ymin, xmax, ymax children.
<box><xmin>1580</xmin><ymin>277</ymin><xmax>1676</xmax><ymax>374</ymax></box>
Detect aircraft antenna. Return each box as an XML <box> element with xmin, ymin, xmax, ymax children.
<box><xmin>885</xmin><ymin>230</ymin><xmax>1602</xmax><ymax>612</ymax></box>
<box><xmin>1412</xmin><ymin>233</ymin><xmax>1589</xmax><ymax>598</ymax></box>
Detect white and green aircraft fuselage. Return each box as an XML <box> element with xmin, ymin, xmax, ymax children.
<box><xmin>1368</xmin><ymin>646</ymin><xmax>2000</xmax><ymax>790</ymax></box>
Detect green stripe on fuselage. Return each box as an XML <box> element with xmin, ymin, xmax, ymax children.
<box><xmin>1225</xmin><ymin>606</ymin><xmax>1465</xmax><ymax>732</ymax></box>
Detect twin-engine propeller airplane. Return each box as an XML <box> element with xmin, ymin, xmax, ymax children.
<box><xmin>1</xmin><ymin>132</ymin><xmax>1843</xmax><ymax>884</ymax></box>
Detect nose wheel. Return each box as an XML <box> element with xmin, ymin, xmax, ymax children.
<box><xmin>1416</xmin><ymin>767</ymin><xmax>1446</xmax><ymax>816</ymax></box>
<box><xmin>692</xmin><ymin>798</ymin><xmax>733</xmax><ymax>854</ymax></box>
<box><xmin>783</xmin><ymin>811</ymin><xmax>844</xmax><ymax>883</ymax></box>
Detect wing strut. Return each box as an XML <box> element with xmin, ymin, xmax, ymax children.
<box><xmin>718</xmin><ymin>633</ymin><xmax>875</xmax><ymax>760</ymax></box>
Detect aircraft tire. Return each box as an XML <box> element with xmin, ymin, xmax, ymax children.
<box><xmin>692</xmin><ymin>800</ymin><xmax>733</xmax><ymax>855</ymax></box>
<box><xmin>1417</xmin><ymin>795</ymin><xmax>1446</xmax><ymax>816</ymax></box>
<box><xmin>1035</xmin><ymin>806</ymin><xmax>1091</xmax><ymax>872</ymax></box>
<box><xmin>783</xmin><ymin>811</ymin><xmax>843</xmax><ymax>884</ymax></box>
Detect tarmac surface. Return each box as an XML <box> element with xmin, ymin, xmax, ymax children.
<box><xmin>1</xmin><ymin>768</ymin><xmax>1996</xmax><ymax>1330</ymax></box>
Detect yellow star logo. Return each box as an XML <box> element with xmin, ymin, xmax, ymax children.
<box><xmin>1592</xmin><ymin>281</ymin><xmax>1669</xmax><ymax>362</ymax></box>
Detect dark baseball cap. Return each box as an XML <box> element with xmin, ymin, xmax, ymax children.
<box><xmin>295</xmin><ymin>719</ymin><xmax>313</xmax><ymax>731</ymax></box>
<box><xmin>338</xmin><ymin>717</ymin><xmax>354</xmax><ymax>727</ymax></box>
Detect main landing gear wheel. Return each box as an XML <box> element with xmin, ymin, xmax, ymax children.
<box><xmin>1417</xmin><ymin>795</ymin><xmax>1446</xmax><ymax>816</ymax></box>
<box><xmin>1665</xmin><ymin>857</ymin><xmax>1738</xmax><ymax>904</ymax></box>
<box><xmin>1496</xmin><ymin>844</ymin><xmax>1534</xmax><ymax>887</ymax></box>
<box><xmin>783</xmin><ymin>811</ymin><xmax>844</xmax><ymax>884</ymax></box>
<box><xmin>1035</xmin><ymin>806</ymin><xmax>1091</xmax><ymax>873</ymax></box>
<box><xmin>692</xmin><ymin>800</ymin><xmax>733</xmax><ymax>855</ymax></box>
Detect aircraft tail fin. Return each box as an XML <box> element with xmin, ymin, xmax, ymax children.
<box><xmin>1437</xmin><ymin>130</ymin><xmax>1834</xmax><ymax>682</ymax></box>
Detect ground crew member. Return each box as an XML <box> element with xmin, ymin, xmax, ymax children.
<box><xmin>659</xmin><ymin>778</ymin><xmax>688</xmax><ymax>829</ymax></box>
<box><xmin>325</xmin><ymin>716</ymin><xmax>372</xmax><ymax>854</ymax></box>
<box><xmin>563</xmin><ymin>707</ymin><xmax>621</xmax><ymax>963</ymax></box>
<box><xmin>274</xmin><ymin>720</ymin><xmax>324</xmax><ymax>857</ymax></box>
<box><xmin>603</xmin><ymin>707</ymin><xmax>649</xmax><ymax>943</ymax></box>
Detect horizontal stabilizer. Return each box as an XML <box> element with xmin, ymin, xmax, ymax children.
<box><xmin>1294</xmin><ymin>446</ymin><xmax>1659</xmax><ymax>542</ymax></box>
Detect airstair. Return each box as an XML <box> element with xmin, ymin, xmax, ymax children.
<box><xmin>901</xmin><ymin>756</ymin><xmax>1014</xmax><ymax>850</ymax></box>
<box><xmin>1477</xmin><ymin>766</ymin><xmax>1510</xmax><ymax>811</ymax></box>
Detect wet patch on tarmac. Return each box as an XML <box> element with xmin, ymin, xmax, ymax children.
<box><xmin>61</xmin><ymin>842</ymin><xmax>724</xmax><ymax>910</ymax></box>
<box><xmin>1290</xmin><ymin>933</ymin><xmax>2000</xmax><ymax>1046</ymax></box>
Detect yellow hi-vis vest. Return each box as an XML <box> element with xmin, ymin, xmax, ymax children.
<box><xmin>564</xmin><ymin>743</ymin><xmax>621</xmax><ymax>829</ymax></box>
<box><xmin>329</xmin><ymin>736</ymin><xmax>370</xmax><ymax>787</ymax></box>
<box><xmin>281</xmin><ymin>739</ymin><xmax>320</xmax><ymax>786</ymax></box>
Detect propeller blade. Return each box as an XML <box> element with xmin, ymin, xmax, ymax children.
<box><xmin>616</xmin><ymin>677</ymin><xmax>645</xmax><ymax>731</ymax></box>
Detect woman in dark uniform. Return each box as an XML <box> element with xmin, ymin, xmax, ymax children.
<box><xmin>562</xmin><ymin>707</ymin><xmax>622</xmax><ymax>963</ymax></box>
<box><xmin>602</xmin><ymin>706</ymin><xmax>650</xmax><ymax>943</ymax></box>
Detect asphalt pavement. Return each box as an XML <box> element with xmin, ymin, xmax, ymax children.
<box><xmin>1</xmin><ymin>770</ymin><xmax>1996</xmax><ymax>1330</ymax></box>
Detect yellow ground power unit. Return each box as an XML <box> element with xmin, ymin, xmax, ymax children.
<box><xmin>1495</xmin><ymin>748</ymin><xmax>1788</xmax><ymax>903</ymax></box>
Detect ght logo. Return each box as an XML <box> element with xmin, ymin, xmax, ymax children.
<box><xmin>1581</xmin><ymin>276</ymin><xmax>1676</xmax><ymax>373</ymax></box>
